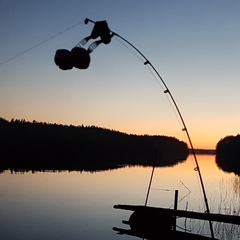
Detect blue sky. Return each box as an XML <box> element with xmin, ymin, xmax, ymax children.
<box><xmin>1</xmin><ymin>0</ymin><xmax>240</xmax><ymax>149</ymax></box>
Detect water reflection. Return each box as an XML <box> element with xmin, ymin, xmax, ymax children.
<box><xmin>0</xmin><ymin>155</ymin><xmax>187</xmax><ymax>174</ymax></box>
<box><xmin>0</xmin><ymin>155</ymin><xmax>239</xmax><ymax>240</ymax></box>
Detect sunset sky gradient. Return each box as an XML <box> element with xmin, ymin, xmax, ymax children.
<box><xmin>1</xmin><ymin>0</ymin><xmax>240</xmax><ymax>149</ymax></box>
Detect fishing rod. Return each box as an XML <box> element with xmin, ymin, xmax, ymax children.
<box><xmin>55</xmin><ymin>18</ymin><xmax>215</xmax><ymax>238</ymax></box>
<box><xmin>110</xmin><ymin>30</ymin><xmax>215</xmax><ymax>239</ymax></box>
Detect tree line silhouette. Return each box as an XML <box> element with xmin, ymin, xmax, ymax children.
<box><xmin>216</xmin><ymin>134</ymin><xmax>240</xmax><ymax>175</ymax></box>
<box><xmin>0</xmin><ymin>117</ymin><xmax>189</xmax><ymax>173</ymax></box>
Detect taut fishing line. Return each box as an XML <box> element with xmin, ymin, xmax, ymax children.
<box><xmin>145</xmin><ymin>64</ymin><xmax>185</xmax><ymax>132</ymax></box>
<box><xmin>114</xmin><ymin>36</ymin><xmax>145</xmax><ymax>63</ymax></box>
<box><xmin>0</xmin><ymin>20</ymin><xmax>85</xmax><ymax>67</ymax></box>
<box><xmin>115</xmin><ymin>34</ymin><xmax>186</xmax><ymax>142</ymax></box>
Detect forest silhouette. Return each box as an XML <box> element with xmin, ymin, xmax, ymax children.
<box><xmin>0</xmin><ymin>117</ymin><xmax>189</xmax><ymax>173</ymax></box>
<box><xmin>216</xmin><ymin>134</ymin><xmax>240</xmax><ymax>175</ymax></box>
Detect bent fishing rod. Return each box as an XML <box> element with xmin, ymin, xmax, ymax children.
<box><xmin>111</xmin><ymin>32</ymin><xmax>214</xmax><ymax>238</ymax></box>
<box><xmin>64</xmin><ymin>18</ymin><xmax>215</xmax><ymax>238</ymax></box>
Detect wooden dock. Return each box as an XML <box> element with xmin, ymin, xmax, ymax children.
<box><xmin>114</xmin><ymin>204</ymin><xmax>240</xmax><ymax>225</ymax></box>
<box><xmin>113</xmin><ymin>204</ymin><xmax>240</xmax><ymax>239</ymax></box>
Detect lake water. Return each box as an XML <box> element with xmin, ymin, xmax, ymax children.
<box><xmin>0</xmin><ymin>154</ymin><xmax>239</xmax><ymax>240</ymax></box>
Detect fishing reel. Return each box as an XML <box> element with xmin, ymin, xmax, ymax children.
<box><xmin>54</xmin><ymin>18</ymin><xmax>113</xmax><ymax>70</ymax></box>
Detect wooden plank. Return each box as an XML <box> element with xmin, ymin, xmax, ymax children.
<box><xmin>114</xmin><ymin>204</ymin><xmax>240</xmax><ymax>225</ymax></box>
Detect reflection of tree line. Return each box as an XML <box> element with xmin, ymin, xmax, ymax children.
<box><xmin>216</xmin><ymin>135</ymin><xmax>240</xmax><ymax>175</ymax></box>
<box><xmin>0</xmin><ymin>117</ymin><xmax>189</xmax><ymax>173</ymax></box>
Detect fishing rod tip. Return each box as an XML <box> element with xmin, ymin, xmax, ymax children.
<box><xmin>84</xmin><ymin>18</ymin><xmax>95</xmax><ymax>24</ymax></box>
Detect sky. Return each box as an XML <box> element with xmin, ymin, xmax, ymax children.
<box><xmin>0</xmin><ymin>0</ymin><xmax>240</xmax><ymax>149</ymax></box>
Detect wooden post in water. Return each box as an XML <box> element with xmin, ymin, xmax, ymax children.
<box><xmin>173</xmin><ymin>190</ymin><xmax>178</xmax><ymax>231</ymax></box>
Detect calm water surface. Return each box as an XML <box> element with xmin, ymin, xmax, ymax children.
<box><xmin>0</xmin><ymin>154</ymin><xmax>239</xmax><ymax>240</ymax></box>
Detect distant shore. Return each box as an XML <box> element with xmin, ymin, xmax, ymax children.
<box><xmin>0</xmin><ymin>117</ymin><xmax>189</xmax><ymax>173</ymax></box>
<box><xmin>189</xmin><ymin>149</ymin><xmax>216</xmax><ymax>155</ymax></box>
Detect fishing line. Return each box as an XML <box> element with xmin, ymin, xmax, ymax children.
<box><xmin>0</xmin><ymin>20</ymin><xmax>85</xmax><ymax>67</ymax></box>
<box><xmin>180</xmin><ymin>180</ymin><xmax>191</xmax><ymax>193</ymax></box>
<box><xmin>146</xmin><ymin>64</ymin><xmax>185</xmax><ymax>133</ymax></box>
<box><xmin>114</xmin><ymin>36</ymin><xmax>145</xmax><ymax>63</ymax></box>
<box><xmin>115</xmin><ymin>35</ymin><xmax>186</xmax><ymax>143</ymax></box>
<box><xmin>177</xmin><ymin>180</ymin><xmax>192</xmax><ymax>204</ymax></box>
<box><xmin>145</xmin><ymin>63</ymin><xmax>165</xmax><ymax>90</ymax></box>
<box><xmin>115</xmin><ymin>34</ymin><xmax>188</xmax><ymax>149</ymax></box>
<box><xmin>152</xmin><ymin>188</ymin><xmax>175</xmax><ymax>192</ymax></box>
